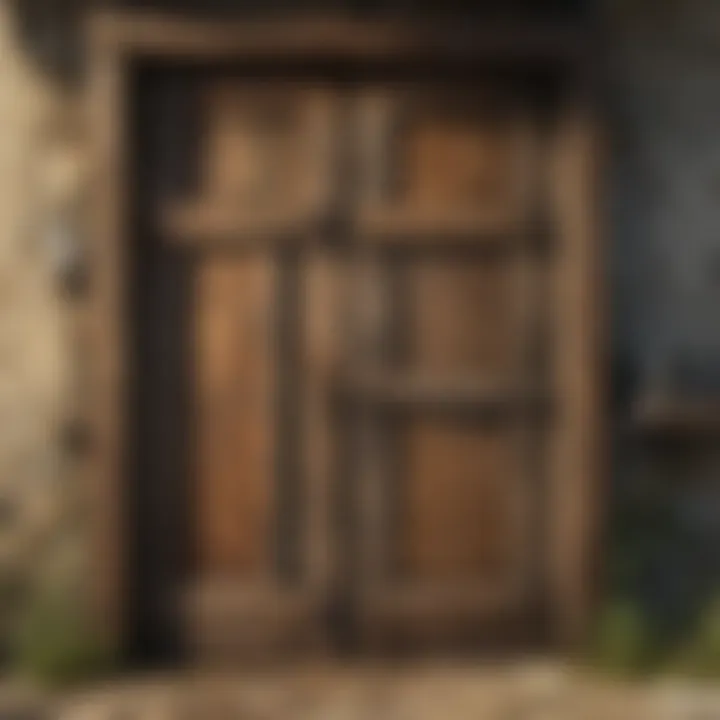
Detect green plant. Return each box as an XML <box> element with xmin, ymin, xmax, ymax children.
<box><xmin>12</xmin><ymin>588</ymin><xmax>113</xmax><ymax>686</ymax></box>
<box><xmin>668</xmin><ymin>596</ymin><xmax>720</xmax><ymax>679</ymax></box>
<box><xmin>591</xmin><ymin>598</ymin><xmax>658</xmax><ymax>676</ymax></box>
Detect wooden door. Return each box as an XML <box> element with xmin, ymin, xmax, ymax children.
<box><xmin>343</xmin><ymin>84</ymin><xmax>548</xmax><ymax>650</ymax></box>
<box><xmin>147</xmin><ymin>79</ymin><xmax>340</xmax><ymax>660</ymax></box>
<box><xmin>133</xmin><ymin>70</ymin><xmax>581</xmax><ymax>660</ymax></box>
<box><xmin>90</xmin><ymin>14</ymin><xmax>601</xmax><ymax>666</ymax></box>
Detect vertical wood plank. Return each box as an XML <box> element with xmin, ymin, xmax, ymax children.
<box><xmin>401</xmin><ymin>418</ymin><xmax>516</xmax><ymax>580</ymax></box>
<box><xmin>510</xmin><ymin>108</ymin><xmax>545</xmax><ymax>605</ymax></box>
<box><xmin>87</xmin><ymin>43</ymin><xmax>127</xmax><ymax>650</ymax></box>
<box><xmin>303</xmin><ymin>254</ymin><xmax>345</xmax><ymax>640</ymax></box>
<box><xmin>195</xmin><ymin>257</ymin><xmax>276</xmax><ymax>578</ymax></box>
<box><xmin>548</xmin><ymin>95</ymin><xmax>604</xmax><ymax>647</ymax></box>
<box><xmin>304</xmin><ymin>90</ymin><xmax>337</xmax><ymax>222</ymax></box>
<box><xmin>404</xmin><ymin>260</ymin><xmax>517</xmax><ymax>376</ymax></box>
<box><xmin>353</xmin><ymin>255</ymin><xmax>393</xmax><ymax>589</ymax></box>
<box><xmin>298</xmin><ymin>93</ymin><xmax>341</xmax><ymax>649</ymax></box>
<box><xmin>353</xmin><ymin>92</ymin><xmax>395</xmax><ymax>604</ymax></box>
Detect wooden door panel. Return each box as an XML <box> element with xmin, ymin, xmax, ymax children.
<box><xmin>188</xmin><ymin>252</ymin><xmax>324</xmax><ymax>659</ymax></box>
<box><xmin>155</xmin><ymin>79</ymin><xmax>341</xmax><ymax>660</ymax></box>
<box><xmin>350</xmin><ymin>82</ymin><xmax>542</xmax><ymax>649</ymax></box>
<box><xmin>203</xmin><ymin>85</ymin><xmax>307</xmax><ymax>209</ymax></box>
<box><xmin>399</xmin><ymin>259</ymin><xmax>521</xmax><ymax>376</ymax></box>
<box><xmin>146</xmin><ymin>74</ymin><xmax>548</xmax><ymax>657</ymax></box>
<box><xmin>164</xmin><ymin>82</ymin><xmax>336</xmax><ymax>245</ymax></box>
<box><xmin>195</xmin><ymin>257</ymin><xmax>276</xmax><ymax>577</ymax></box>
<box><xmin>403</xmin><ymin>102</ymin><xmax>518</xmax><ymax>213</ymax></box>
<box><xmin>399</xmin><ymin>417</ymin><xmax>519</xmax><ymax>582</ymax></box>
<box><xmin>90</xmin><ymin>11</ymin><xmax>599</xmax><ymax>662</ymax></box>
<box><xmin>356</xmin><ymin>86</ymin><xmax>531</xmax><ymax>241</ymax></box>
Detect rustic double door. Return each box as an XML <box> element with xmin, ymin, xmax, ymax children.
<box><xmin>131</xmin><ymin>68</ymin><xmax>567</xmax><ymax>661</ymax></box>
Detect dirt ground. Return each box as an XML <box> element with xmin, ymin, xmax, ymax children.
<box><xmin>0</xmin><ymin>661</ymin><xmax>703</xmax><ymax>720</ymax></box>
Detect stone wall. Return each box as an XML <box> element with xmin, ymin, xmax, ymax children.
<box><xmin>0</xmin><ymin>0</ymin><xmax>718</xmax><ymax>664</ymax></box>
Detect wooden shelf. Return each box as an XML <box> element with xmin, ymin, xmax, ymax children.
<box><xmin>633</xmin><ymin>395</ymin><xmax>720</xmax><ymax>438</ymax></box>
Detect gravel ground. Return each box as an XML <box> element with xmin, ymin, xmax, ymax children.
<box><xmin>2</xmin><ymin>662</ymin><xmax>719</xmax><ymax>720</ymax></box>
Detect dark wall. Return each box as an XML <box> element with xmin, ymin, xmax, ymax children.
<box><xmin>116</xmin><ymin>0</ymin><xmax>583</xmax><ymax>17</ymax></box>
<box><xmin>605</xmin><ymin>0</ymin><xmax>720</xmax><ymax>643</ymax></box>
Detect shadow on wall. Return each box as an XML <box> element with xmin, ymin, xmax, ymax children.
<box><xmin>8</xmin><ymin>0</ymin><xmax>90</xmax><ymax>84</ymax></box>
<box><xmin>9</xmin><ymin>0</ymin><xmax>586</xmax><ymax>85</ymax></box>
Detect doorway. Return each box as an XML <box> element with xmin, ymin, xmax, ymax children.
<box><xmin>126</xmin><ymin>63</ymin><xmax>562</xmax><ymax>662</ymax></box>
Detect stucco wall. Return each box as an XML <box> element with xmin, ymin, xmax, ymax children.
<box><xmin>0</xmin><ymin>1</ymin><xmax>84</xmax><ymax>648</ymax></box>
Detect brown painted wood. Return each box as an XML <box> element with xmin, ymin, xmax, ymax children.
<box><xmin>162</xmin><ymin>204</ymin><xmax>321</xmax><ymax>247</ymax></box>
<box><xmin>400</xmin><ymin>418</ymin><xmax>518</xmax><ymax>580</ymax></box>
<box><xmin>510</xmin><ymin>110</ymin><xmax>546</xmax><ymax>612</ymax></box>
<box><xmin>634</xmin><ymin>395</ymin><xmax>720</xmax><ymax>438</ymax></box>
<box><xmin>352</xmin><ymin>255</ymin><xmax>394</xmax><ymax>588</ymax></box>
<box><xmin>87</xmin><ymin>45</ymin><xmax>127</xmax><ymax>652</ymax></box>
<box><xmin>357</xmin><ymin>210</ymin><xmax>522</xmax><ymax>245</ymax></box>
<box><xmin>342</xmin><ymin>372</ymin><xmax>548</xmax><ymax>410</ymax></box>
<box><xmin>89</xmin><ymin>12</ymin><xmax>584</xmax><ymax>64</ymax></box>
<box><xmin>402</xmin><ymin>260</ymin><xmax>520</xmax><ymax>375</ymax></box>
<box><xmin>184</xmin><ymin>583</ymin><xmax>317</xmax><ymax>661</ymax></box>
<box><xmin>88</xmin><ymin>10</ymin><xmax>600</xmax><ymax>661</ymax></box>
<box><xmin>303</xmin><ymin>255</ymin><xmax>344</xmax><ymax>622</ymax></box>
<box><xmin>195</xmin><ymin>257</ymin><xmax>276</xmax><ymax>576</ymax></box>
<box><xmin>547</xmin><ymin>94</ymin><xmax>604</xmax><ymax>648</ymax></box>
<box><xmin>182</xmin><ymin>250</ymin><xmax>329</xmax><ymax>659</ymax></box>
<box><xmin>348</xmin><ymin>84</ymin><xmax>548</xmax><ymax>651</ymax></box>
<box><xmin>161</xmin><ymin>83</ymin><xmax>336</xmax><ymax>248</ymax></box>
<box><xmin>356</xmin><ymin>88</ymin><xmax>530</xmax><ymax>244</ymax></box>
<box><xmin>175</xmin><ymin>83</ymin><xmax>340</xmax><ymax>658</ymax></box>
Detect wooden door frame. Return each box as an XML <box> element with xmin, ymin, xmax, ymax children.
<box><xmin>86</xmin><ymin>10</ymin><xmax>602</xmax><ymax>658</ymax></box>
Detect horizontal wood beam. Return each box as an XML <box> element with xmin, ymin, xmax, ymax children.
<box><xmin>161</xmin><ymin>201</ymin><xmax>322</xmax><ymax>248</ymax></box>
<box><xmin>359</xmin><ymin>583</ymin><xmax>524</xmax><ymax>618</ymax></box>
<box><xmin>183</xmin><ymin>583</ymin><xmax>320</xmax><ymax>661</ymax></box>
<box><xmin>89</xmin><ymin>12</ymin><xmax>585</xmax><ymax>65</ymax></box>
<box><xmin>634</xmin><ymin>394</ymin><xmax>720</xmax><ymax>439</ymax></box>
<box><xmin>357</xmin><ymin>209</ymin><xmax>524</xmax><ymax>247</ymax></box>
<box><xmin>161</xmin><ymin>203</ymin><xmax>550</xmax><ymax>252</ymax></box>
<box><xmin>339</xmin><ymin>372</ymin><xmax>551</xmax><ymax>412</ymax></box>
